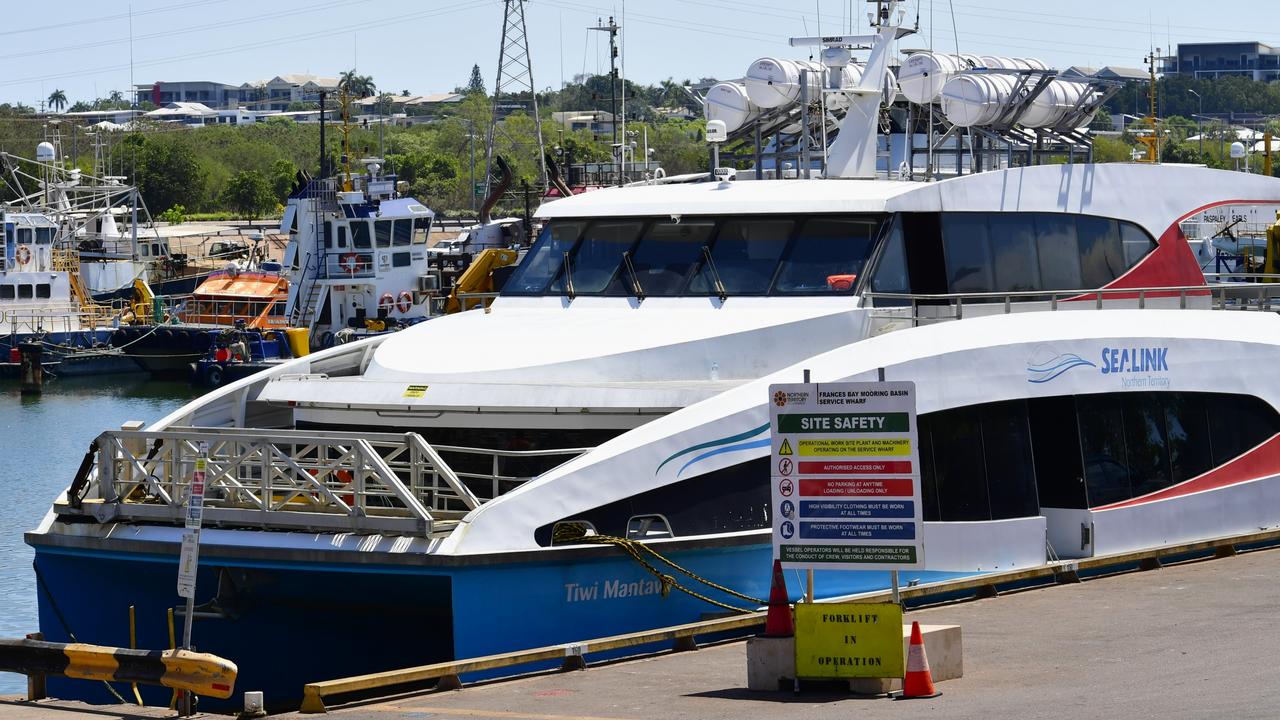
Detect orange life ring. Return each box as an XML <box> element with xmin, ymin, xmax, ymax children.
<box><xmin>378</xmin><ymin>292</ymin><xmax>395</xmax><ymax>313</ymax></box>
<box><xmin>396</xmin><ymin>291</ymin><xmax>413</xmax><ymax>313</ymax></box>
<box><xmin>339</xmin><ymin>252</ymin><xmax>363</xmax><ymax>275</ymax></box>
<box><xmin>15</xmin><ymin>245</ymin><xmax>31</xmax><ymax>265</ymax></box>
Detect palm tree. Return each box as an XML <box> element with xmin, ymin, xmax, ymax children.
<box><xmin>108</xmin><ymin>90</ymin><xmax>123</xmax><ymax>103</ymax></box>
<box><xmin>47</xmin><ymin>89</ymin><xmax>67</xmax><ymax>113</ymax></box>
<box><xmin>339</xmin><ymin>69</ymin><xmax>376</xmax><ymax>98</ymax></box>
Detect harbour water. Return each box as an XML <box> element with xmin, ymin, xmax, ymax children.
<box><xmin>0</xmin><ymin>377</ymin><xmax>197</xmax><ymax>695</ymax></box>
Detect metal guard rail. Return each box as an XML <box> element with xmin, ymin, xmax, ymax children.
<box><xmin>299</xmin><ymin>524</ymin><xmax>1280</xmax><ymax>713</ymax></box>
<box><xmin>64</xmin><ymin>427</ymin><xmax>590</xmax><ymax>537</ymax></box>
<box><xmin>864</xmin><ymin>279</ymin><xmax>1280</xmax><ymax>325</ymax></box>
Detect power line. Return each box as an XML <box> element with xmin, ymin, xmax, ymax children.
<box><xmin>0</xmin><ymin>0</ymin><xmax>228</xmax><ymax>37</ymax></box>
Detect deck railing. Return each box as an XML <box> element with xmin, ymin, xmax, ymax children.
<box><xmin>62</xmin><ymin>426</ymin><xmax>591</xmax><ymax>537</ymax></box>
<box><xmin>864</xmin><ymin>278</ymin><xmax>1280</xmax><ymax>327</ymax></box>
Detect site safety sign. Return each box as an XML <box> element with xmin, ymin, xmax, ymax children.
<box><xmin>769</xmin><ymin>381</ymin><xmax>924</xmax><ymax>570</ymax></box>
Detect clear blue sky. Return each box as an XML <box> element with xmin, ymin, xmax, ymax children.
<box><xmin>1</xmin><ymin>0</ymin><xmax>1271</xmax><ymax>107</ymax></box>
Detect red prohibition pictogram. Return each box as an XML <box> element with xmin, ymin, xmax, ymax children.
<box><xmin>778</xmin><ymin>478</ymin><xmax>794</xmax><ymax>497</ymax></box>
<box><xmin>778</xmin><ymin>458</ymin><xmax>793</xmax><ymax>476</ymax></box>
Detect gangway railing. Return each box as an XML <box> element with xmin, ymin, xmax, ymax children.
<box><xmin>62</xmin><ymin>426</ymin><xmax>591</xmax><ymax>537</ymax></box>
<box><xmin>864</xmin><ymin>279</ymin><xmax>1280</xmax><ymax>328</ymax></box>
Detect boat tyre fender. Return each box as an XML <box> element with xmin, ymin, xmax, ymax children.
<box><xmin>396</xmin><ymin>291</ymin><xmax>413</xmax><ymax>314</ymax></box>
<box><xmin>187</xmin><ymin>363</ymin><xmax>200</xmax><ymax>385</ymax></box>
<box><xmin>318</xmin><ymin>331</ymin><xmax>335</xmax><ymax>349</ymax></box>
<box><xmin>378</xmin><ymin>293</ymin><xmax>395</xmax><ymax>314</ymax></box>
<box><xmin>203</xmin><ymin>363</ymin><xmax>224</xmax><ymax>388</ymax></box>
<box><xmin>191</xmin><ymin>332</ymin><xmax>213</xmax><ymax>352</ymax></box>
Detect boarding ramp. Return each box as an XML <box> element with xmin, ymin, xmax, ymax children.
<box><xmin>61</xmin><ymin>426</ymin><xmax>590</xmax><ymax>537</ymax></box>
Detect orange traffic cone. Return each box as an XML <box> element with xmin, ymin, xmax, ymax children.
<box><xmin>898</xmin><ymin>621</ymin><xmax>942</xmax><ymax>699</ymax></box>
<box><xmin>762</xmin><ymin>559</ymin><xmax>793</xmax><ymax>637</ymax></box>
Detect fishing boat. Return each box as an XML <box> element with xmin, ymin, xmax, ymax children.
<box><xmin>26</xmin><ymin>1</ymin><xmax>1280</xmax><ymax>708</ymax></box>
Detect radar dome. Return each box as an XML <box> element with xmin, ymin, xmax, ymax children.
<box><xmin>35</xmin><ymin>141</ymin><xmax>56</xmax><ymax>162</ymax></box>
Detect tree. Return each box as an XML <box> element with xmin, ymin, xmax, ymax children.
<box><xmin>270</xmin><ymin>159</ymin><xmax>298</xmax><ymax>202</ymax></box>
<box><xmin>466</xmin><ymin>64</ymin><xmax>485</xmax><ymax>96</ymax></box>
<box><xmin>339</xmin><ymin>69</ymin><xmax>376</xmax><ymax>98</ymax></box>
<box><xmin>129</xmin><ymin>136</ymin><xmax>203</xmax><ymax>214</ymax></box>
<box><xmin>47</xmin><ymin>89</ymin><xmax>67</xmax><ymax>113</ymax></box>
<box><xmin>221</xmin><ymin>170</ymin><xmax>276</xmax><ymax>219</ymax></box>
<box><xmin>401</xmin><ymin>89</ymin><xmax>410</xmax><ymax>97</ymax></box>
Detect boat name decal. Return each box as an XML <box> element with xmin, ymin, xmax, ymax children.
<box><xmin>564</xmin><ymin>578</ymin><xmax>665</xmax><ymax>603</ymax></box>
<box><xmin>1027</xmin><ymin>346</ymin><xmax>1170</xmax><ymax>386</ymax></box>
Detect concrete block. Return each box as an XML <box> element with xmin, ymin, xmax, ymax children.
<box><xmin>745</xmin><ymin>624</ymin><xmax>963</xmax><ymax>693</ymax></box>
<box><xmin>745</xmin><ymin>636</ymin><xmax>794</xmax><ymax>691</ymax></box>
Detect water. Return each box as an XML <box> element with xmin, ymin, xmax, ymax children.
<box><xmin>0</xmin><ymin>376</ymin><xmax>197</xmax><ymax>694</ymax></box>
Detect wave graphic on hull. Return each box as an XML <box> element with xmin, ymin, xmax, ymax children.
<box><xmin>1026</xmin><ymin>352</ymin><xmax>1097</xmax><ymax>383</ymax></box>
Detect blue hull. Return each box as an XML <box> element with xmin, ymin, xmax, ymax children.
<box><xmin>0</xmin><ymin>330</ymin><xmax>141</xmax><ymax>378</ymax></box>
<box><xmin>31</xmin><ymin>540</ymin><xmax>972</xmax><ymax>710</ymax></box>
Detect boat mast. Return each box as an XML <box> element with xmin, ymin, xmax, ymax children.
<box><xmin>820</xmin><ymin>0</ymin><xmax>904</xmax><ymax>179</ymax></box>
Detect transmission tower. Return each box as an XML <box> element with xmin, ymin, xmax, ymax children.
<box><xmin>485</xmin><ymin>0</ymin><xmax>547</xmax><ymax>196</ymax></box>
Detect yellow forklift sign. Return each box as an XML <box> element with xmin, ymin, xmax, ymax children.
<box><xmin>795</xmin><ymin>602</ymin><xmax>904</xmax><ymax>678</ymax></box>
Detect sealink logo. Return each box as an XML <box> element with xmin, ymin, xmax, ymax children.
<box><xmin>1026</xmin><ymin>346</ymin><xmax>1170</xmax><ymax>385</ymax></box>
<box><xmin>1026</xmin><ymin>348</ymin><xmax>1097</xmax><ymax>384</ymax></box>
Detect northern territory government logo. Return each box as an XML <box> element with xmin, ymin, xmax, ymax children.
<box><xmin>1026</xmin><ymin>345</ymin><xmax>1170</xmax><ymax>386</ymax></box>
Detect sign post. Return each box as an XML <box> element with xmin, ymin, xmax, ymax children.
<box><xmin>769</xmin><ymin>379</ymin><xmax>924</xmax><ymax>681</ymax></box>
<box><xmin>176</xmin><ymin>443</ymin><xmax>208</xmax><ymax>716</ymax></box>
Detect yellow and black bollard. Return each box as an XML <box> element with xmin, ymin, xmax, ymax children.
<box><xmin>0</xmin><ymin>637</ymin><xmax>237</xmax><ymax>699</ymax></box>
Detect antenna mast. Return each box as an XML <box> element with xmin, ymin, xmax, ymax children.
<box><xmin>485</xmin><ymin>0</ymin><xmax>548</xmax><ymax>196</ymax></box>
<box><xmin>589</xmin><ymin>16</ymin><xmax>621</xmax><ymax>184</ymax></box>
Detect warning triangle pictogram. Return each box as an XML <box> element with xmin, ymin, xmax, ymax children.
<box><xmin>778</xmin><ymin>438</ymin><xmax>794</xmax><ymax>456</ymax></box>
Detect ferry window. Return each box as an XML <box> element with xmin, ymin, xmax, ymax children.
<box><xmin>0</xmin><ymin>285</ymin><xmax>13</xmax><ymax>300</ymax></box>
<box><xmin>35</xmin><ymin>283</ymin><xmax>50</xmax><ymax>299</ymax></box>
<box><xmin>1035</xmin><ymin>214</ymin><xmax>1083</xmax><ymax>290</ymax></box>
<box><xmin>773</xmin><ymin>217</ymin><xmax>882</xmax><ymax>294</ymax></box>
<box><xmin>689</xmin><ymin>218</ymin><xmax>791</xmax><ymax>295</ymax></box>
<box><xmin>412</xmin><ymin>216</ymin><xmax>432</xmax><ymax>243</ymax></box>
<box><xmin>982</xmin><ymin>400</ymin><xmax>1039</xmax><ymax>520</ymax></box>
<box><xmin>918</xmin><ymin>419</ymin><xmax>940</xmax><ymax>521</ymax></box>
<box><xmin>392</xmin><ymin>219</ymin><xmax>412</xmax><ymax>246</ymax></box>
<box><xmin>1028</xmin><ymin>396</ymin><xmax>1087</xmax><ymax>509</ymax></box>
<box><xmin>351</xmin><ymin>221</ymin><xmax>371</xmax><ymax>249</ymax></box>
<box><xmin>986</xmin><ymin>214</ymin><xmax>1041</xmax><ymax>291</ymax></box>
<box><xmin>564</xmin><ymin>220</ymin><xmax>644</xmax><ymax>294</ymax></box>
<box><xmin>869</xmin><ymin>219</ymin><xmax>909</xmax><ymax>299</ymax></box>
<box><xmin>1076</xmin><ymin>217</ymin><xmax>1125</xmax><ymax>288</ymax></box>
<box><xmin>375</xmin><ymin>220</ymin><xmax>392</xmax><ymax>248</ymax></box>
<box><xmin>503</xmin><ymin>220</ymin><xmax>585</xmax><ymax>294</ymax></box>
<box><xmin>1164</xmin><ymin>393</ymin><xmax>1212</xmax><ymax>483</ymax></box>
<box><xmin>141</xmin><ymin>245</ymin><xmax>150</xmax><ymax>257</ymax></box>
<box><xmin>940</xmin><ymin>214</ymin><xmax>994</xmax><ymax>294</ymax></box>
<box><xmin>1075</xmin><ymin>394</ymin><xmax>1132</xmax><ymax>506</ymax></box>
<box><xmin>337</xmin><ymin>225</ymin><xmax>348</xmax><ymax>248</ymax></box>
<box><xmin>625</xmin><ymin>514</ymin><xmax>674</xmax><ymax>540</ymax></box>
<box><xmin>927</xmin><ymin>405</ymin><xmax>991</xmax><ymax>521</ymax></box>
<box><xmin>607</xmin><ymin>218</ymin><xmax>712</xmax><ymax>296</ymax></box>
<box><xmin>35</xmin><ymin>227</ymin><xmax>53</xmax><ymax>244</ymax></box>
<box><xmin>1121</xmin><ymin>222</ymin><xmax>1156</xmax><ymax>267</ymax></box>
<box><xmin>1121</xmin><ymin>393</ymin><xmax>1172</xmax><ymax>499</ymax></box>
<box><xmin>1205</xmin><ymin>393</ymin><xmax>1280</xmax><ymax>466</ymax></box>
<box><xmin>323</xmin><ymin>221</ymin><xmax>333</xmax><ymax>248</ymax></box>
<box><xmin>18</xmin><ymin>284</ymin><xmax>33</xmax><ymax>299</ymax></box>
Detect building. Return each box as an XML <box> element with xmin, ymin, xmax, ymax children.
<box><xmin>1162</xmin><ymin>42</ymin><xmax>1280</xmax><ymax>81</ymax></box>
<box><xmin>1060</xmin><ymin>66</ymin><xmax>1149</xmax><ymax>82</ymax></box>
<box><xmin>552</xmin><ymin>110</ymin><xmax>617</xmax><ymax>135</ymax></box>
<box><xmin>135</xmin><ymin>74</ymin><xmax>339</xmax><ymax>111</ymax></box>
<box><xmin>134</xmin><ymin>80</ymin><xmax>240</xmax><ymax>109</ymax></box>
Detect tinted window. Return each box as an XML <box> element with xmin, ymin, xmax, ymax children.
<box><xmin>870</xmin><ymin>220</ymin><xmax>909</xmax><ymax>294</ymax></box>
<box><xmin>17</xmin><ymin>284</ymin><xmax>33</xmax><ymax>299</ymax></box>
<box><xmin>941</xmin><ymin>214</ymin><xmax>994</xmax><ymax>293</ymax></box>
<box><xmin>1205</xmin><ymin>393</ymin><xmax>1280</xmax><ymax>465</ymax></box>
<box><xmin>35</xmin><ymin>227</ymin><xmax>53</xmax><ymax>244</ymax></box>
<box><xmin>351</xmin><ymin>222</ymin><xmax>371</xmax><ymax>249</ymax></box>
<box><xmin>1121</xmin><ymin>393</ymin><xmax>1171</xmax><ymax>498</ymax></box>
<box><xmin>926</xmin><ymin>405</ymin><xmax>991</xmax><ymax>521</ymax></box>
<box><xmin>566</xmin><ymin>220</ymin><xmax>644</xmax><ymax>294</ymax></box>
<box><xmin>392</xmin><ymin>219</ymin><xmax>412</xmax><ymax>246</ymax></box>
<box><xmin>986</xmin><ymin>214</ymin><xmax>1041</xmax><ymax>291</ymax></box>
<box><xmin>689</xmin><ymin>218</ymin><xmax>792</xmax><ymax>295</ymax></box>
<box><xmin>0</xmin><ymin>285</ymin><xmax>13</xmax><ymax>300</ymax></box>
<box><xmin>337</xmin><ymin>225</ymin><xmax>348</xmax><ymax>248</ymax></box>
<box><xmin>607</xmin><ymin>219</ymin><xmax>712</xmax><ymax>296</ymax></box>
<box><xmin>1076</xmin><ymin>394</ymin><xmax>1131</xmax><ymax>506</ymax></box>
<box><xmin>1164</xmin><ymin>393</ymin><xmax>1212</xmax><ymax>482</ymax></box>
<box><xmin>35</xmin><ymin>283</ymin><xmax>51</xmax><ymax>299</ymax></box>
<box><xmin>323</xmin><ymin>221</ymin><xmax>333</xmax><ymax>248</ymax></box>
<box><xmin>1028</xmin><ymin>395</ymin><xmax>1087</xmax><ymax>509</ymax></box>
<box><xmin>375</xmin><ymin>220</ymin><xmax>392</xmax><ymax>248</ymax></box>
<box><xmin>1036</xmin><ymin>214</ymin><xmax>1083</xmax><ymax>290</ymax></box>
<box><xmin>1076</xmin><ymin>216</ymin><xmax>1125</xmax><ymax>288</ymax></box>
<box><xmin>17</xmin><ymin>228</ymin><xmax>31</xmax><ymax>245</ymax></box>
<box><xmin>1121</xmin><ymin>223</ymin><xmax>1156</xmax><ymax>268</ymax></box>
<box><xmin>413</xmin><ymin>216</ymin><xmax>432</xmax><ymax>243</ymax></box>
<box><xmin>773</xmin><ymin>217</ymin><xmax>882</xmax><ymax>294</ymax></box>
<box><xmin>982</xmin><ymin>400</ymin><xmax>1039</xmax><ymax>519</ymax></box>
<box><xmin>503</xmin><ymin>220</ymin><xmax>584</xmax><ymax>295</ymax></box>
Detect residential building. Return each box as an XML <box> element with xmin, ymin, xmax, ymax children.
<box><xmin>552</xmin><ymin>110</ymin><xmax>617</xmax><ymax>135</ymax></box>
<box><xmin>133</xmin><ymin>80</ymin><xmax>240</xmax><ymax>108</ymax></box>
<box><xmin>240</xmin><ymin>74</ymin><xmax>340</xmax><ymax>112</ymax></box>
<box><xmin>1162</xmin><ymin>42</ymin><xmax>1280</xmax><ymax>81</ymax></box>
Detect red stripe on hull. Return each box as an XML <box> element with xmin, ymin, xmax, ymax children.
<box><xmin>1094</xmin><ymin>432</ymin><xmax>1280</xmax><ymax>511</ymax></box>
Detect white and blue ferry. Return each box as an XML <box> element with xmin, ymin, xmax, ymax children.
<box><xmin>25</xmin><ymin>2</ymin><xmax>1280</xmax><ymax>708</ymax></box>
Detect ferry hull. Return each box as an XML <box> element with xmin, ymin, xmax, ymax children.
<box><xmin>28</xmin><ymin>538</ymin><xmax>968</xmax><ymax>710</ymax></box>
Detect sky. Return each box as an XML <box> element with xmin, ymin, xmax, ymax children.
<box><xmin>0</xmin><ymin>0</ymin><xmax>1273</xmax><ymax>108</ymax></box>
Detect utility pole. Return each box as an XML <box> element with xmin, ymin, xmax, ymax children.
<box><xmin>485</xmin><ymin>0</ymin><xmax>548</xmax><ymax>196</ymax></box>
<box><xmin>589</xmin><ymin>17</ymin><xmax>620</xmax><ymax>184</ymax></box>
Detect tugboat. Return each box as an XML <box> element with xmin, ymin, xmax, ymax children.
<box><xmin>110</xmin><ymin>262</ymin><xmax>291</xmax><ymax>377</ymax></box>
<box><xmin>188</xmin><ymin>320</ymin><xmax>301</xmax><ymax>387</ymax></box>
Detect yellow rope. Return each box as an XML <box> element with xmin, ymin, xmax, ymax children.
<box><xmin>552</xmin><ymin>523</ymin><xmax>767</xmax><ymax>614</ymax></box>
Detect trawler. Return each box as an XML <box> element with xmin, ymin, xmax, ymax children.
<box><xmin>26</xmin><ymin>1</ymin><xmax>1280</xmax><ymax>707</ymax></box>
